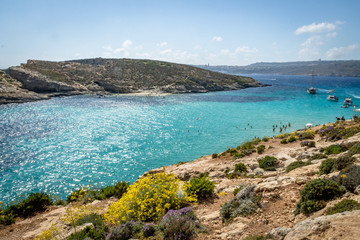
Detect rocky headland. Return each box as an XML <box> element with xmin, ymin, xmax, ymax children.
<box><xmin>0</xmin><ymin>58</ymin><xmax>265</xmax><ymax>105</ymax></box>
<box><xmin>1</xmin><ymin>118</ymin><xmax>360</xmax><ymax>240</ymax></box>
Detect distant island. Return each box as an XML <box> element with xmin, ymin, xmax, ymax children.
<box><xmin>0</xmin><ymin>58</ymin><xmax>265</xmax><ymax>105</ymax></box>
<box><xmin>197</xmin><ymin>60</ymin><xmax>360</xmax><ymax>77</ymax></box>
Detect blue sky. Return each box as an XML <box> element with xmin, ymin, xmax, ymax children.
<box><xmin>1</xmin><ymin>0</ymin><xmax>359</xmax><ymax>68</ymax></box>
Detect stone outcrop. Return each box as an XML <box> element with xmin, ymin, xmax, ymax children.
<box><xmin>0</xmin><ymin>70</ymin><xmax>49</xmax><ymax>104</ymax></box>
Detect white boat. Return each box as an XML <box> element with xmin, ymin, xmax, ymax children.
<box><xmin>342</xmin><ymin>97</ymin><xmax>353</xmax><ymax>108</ymax></box>
<box><xmin>307</xmin><ymin>73</ymin><xmax>316</xmax><ymax>94</ymax></box>
<box><xmin>327</xmin><ymin>95</ymin><xmax>338</xmax><ymax>102</ymax></box>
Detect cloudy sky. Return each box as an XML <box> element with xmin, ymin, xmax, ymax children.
<box><xmin>0</xmin><ymin>0</ymin><xmax>359</xmax><ymax>68</ymax></box>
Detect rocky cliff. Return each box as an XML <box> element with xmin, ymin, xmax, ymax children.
<box><xmin>2</xmin><ymin>58</ymin><xmax>265</xmax><ymax>104</ymax></box>
<box><xmin>0</xmin><ymin>70</ymin><xmax>49</xmax><ymax>104</ymax></box>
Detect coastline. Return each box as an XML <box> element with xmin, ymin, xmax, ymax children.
<box><xmin>1</xmin><ymin>118</ymin><xmax>360</xmax><ymax>239</ymax></box>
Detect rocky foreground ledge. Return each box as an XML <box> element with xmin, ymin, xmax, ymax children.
<box><xmin>0</xmin><ymin>58</ymin><xmax>266</xmax><ymax>105</ymax></box>
<box><xmin>1</xmin><ymin>119</ymin><xmax>360</xmax><ymax>240</ymax></box>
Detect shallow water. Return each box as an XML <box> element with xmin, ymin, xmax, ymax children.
<box><xmin>1</xmin><ymin>74</ymin><xmax>359</xmax><ymax>203</ymax></box>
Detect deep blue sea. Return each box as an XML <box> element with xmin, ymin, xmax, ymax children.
<box><xmin>1</xmin><ymin>74</ymin><xmax>360</xmax><ymax>204</ymax></box>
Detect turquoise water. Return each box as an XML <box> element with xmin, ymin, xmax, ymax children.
<box><xmin>1</xmin><ymin>74</ymin><xmax>360</xmax><ymax>203</ymax></box>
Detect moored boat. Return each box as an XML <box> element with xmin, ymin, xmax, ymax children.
<box><xmin>307</xmin><ymin>72</ymin><xmax>316</xmax><ymax>94</ymax></box>
<box><xmin>327</xmin><ymin>95</ymin><xmax>338</xmax><ymax>102</ymax></box>
<box><xmin>342</xmin><ymin>97</ymin><xmax>353</xmax><ymax>108</ymax></box>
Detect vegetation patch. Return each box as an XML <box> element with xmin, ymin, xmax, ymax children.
<box><xmin>324</xmin><ymin>144</ymin><xmax>344</xmax><ymax>155</ymax></box>
<box><xmin>105</xmin><ymin>173</ymin><xmax>196</xmax><ymax>224</ymax></box>
<box><xmin>336</xmin><ymin>165</ymin><xmax>360</xmax><ymax>192</ymax></box>
<box><xmin>300</xmin><ymin>141</ymin><xmax>316</xmax><ymax>148</ymax></box>
<box><xmin>226</xmin><ymin>163</ymin><xmax>248</xmax><ymax>179</ymax></box>
<box><xmin>320</xmin><ymin>126</ymin><xmax>360</xmax><ymax>141</ymax></box>
<box><xmin>286</xmin><ymin>160</ymin><xmax>312</xmax><ymax>173</ymax></box>
<box><xmin>186</xmin><ymin>175</ymin><xmax>215</xmax><ymax>201</ymax></box>
<box><xmin>1</xmin><ymin>192</ymin><xmax>53</xmax><ymax>224</ymax></box>
<box><xmin>158</xmin><ymin>207</ymin><xmax>204</xmax><ymax>240</ymax></box>
<box><xmin>325</xmin><ymin>199</ymin><xmax>360</xmax><ymax>215</ymax></box>
<box><xmin>257</xmin><ymin>145</ymin><xmax>266</xmax><ymax>154</ymax></box>
<box><xmin>319</xmin><ymin>158</ymin><xmax>337</xmax><ymax>175</ymax></box>
<box><xmin>309</xmin><ymin>153</ymin><xmax>327</xmax><ymax>160</ymax></box>
<box><xmin>220</xmin><ymin>185</ymin><xmax>261</xmax><ymax>222</ymax></box>
<box><xmin>295</xmin><ymin>179</ymin><xmax>345</xmax><ymax>215</ymax></box>
<box><xmin>259</xmin><ymin>156</ymin><xmax>278</xmax><ymax>171</ymax></box>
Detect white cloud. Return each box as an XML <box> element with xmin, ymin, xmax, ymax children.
<box><xmin>213</xmin><ymin>36</ymin><xmax>223</xmax><ymax>42</ymax></box>
<box><xmin>122</xmin><ymin>40</ymin><xmax>132</xmax><ymax>48</ymax></box>
<box><xmin>234</xmin><ymin>46</ymin><xmax>259</xmax><ymax>54</ymax></box>
<box><xmin>157</xmin><ymin>42</ymin><xmax>168</xmax><ymax>47</ymax></box>
<box><xmin>103</xmin><ymin>45</ymin><xmax>112</xmax><ymax>51</ymax></box>
<box><xmin>295</xmin><ymin>22</ymin><xmax>338</xmax><ymax>35</ymax></box>
<box><xmin>298</xmin><ymin>36</ymin><xmax>323</xmax><ymax>59</ymax></box>
<box><xmin>219</xmin><ymin>46</ymin><xmax>258</xmax><ymax>56</ymax></box>
<box><xmin>325</xmin><ymin>44</ymin><xmax>358</xmax><ymax>59</ymax></box>
<box><xmin>326</xmin><ymin>32</ymin><xmax>337</xmax><ymax>38</ymax></box>
<box><xmin>160</xmin><ymin>49</ymin><xmax>172</xmax><ymax>55</ymax></box>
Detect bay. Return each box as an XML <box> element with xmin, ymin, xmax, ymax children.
<box><xmin>1</xmin><ymin>74</ymin><xmax>360</xmax><ymax>203</ymax></box>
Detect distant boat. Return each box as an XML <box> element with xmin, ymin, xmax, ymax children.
<box><xmin>342</xmin><ymin>97</ymin><xmax>353</xmax><ymax>108</ymax></box>
<box><xmin>307</xmin><ymin>72</ymin><xmax>316</xmax><ymax>94</ymax></box>
<box><xmin>327</xmin><ymin>95</ymin><xmax>338</xmax><ymax>102</ymax></box>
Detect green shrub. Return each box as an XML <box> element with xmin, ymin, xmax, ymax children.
<box><xmin>237</xmin><ymin>139</ymin><xmax>256</xmax><ymax>150</ymax></box>
<box><xmin>286</xmin><ymin>161</ymin><xmax>311</xmax><ymax>173</ymax></box>
<box><xmin>280</xmin><ymin>139</ymin><xmax>288</xmax><ymax>144</ymax></box>
<box><xmin>71</xmin><ymin>213</ymin><xmax>108</xmax><ymax>239</ymax></box>
<box><xmin>262</xmin><ymin>136</ymin><xmax>270</xmax><ymax>142</ymax></box>
<box><xmin>326</xmin><ymin>199</ymin><xmax>360</xmax><ymax>215</ymax></box>
<box><xmin>309</xmin><ymin>153</ymin><xmax>327</xmax><ymax>160</ymax></box>
<box><xmin>295</xmin><ymin>179</ymin><xmax>345</xmax><ymax>215</ymax></box>
<box><xmin>102</xmin><ymin>181</ymin><xmax>129</xmax><ymax>199</ymax></box>
<box><xmin>288</xmin><ymin>135</ymin><xmax>297</xmax><ymax>143</ymax></box>
<box><xmin>242</xmin><ymin>149</ymin><xmax>255</xmax><ymax>156</ymax></box>
<box><xmin>212</xmin><ymin>153</ymin><xmax>218</xmax><ymax>159</ymax></box>
<box><xmin>158</xmin><ymin>207</ymin><xmax>204</xmax><ymax>240</ymax></box>
<box><xmin>337</xmin><ymin>165</ymin><xmax>360</xmax><ymax>192</ymax></box>
<box><xmin>234</xmin><ymin>163</ymin><xmax>247</xmax><ymax>173</ymax></box>
<box><xmin>220</xmin><ymin>185</ymin><xmax>260</xmax><ymax>222</ymax></box>
<box><xmin>347</xmin><ymin>142</ymin><xmax>360</xmax><ymax>157</ymax></box>
<box><xmin>226</xmin><ymin>148</ymin><xmax>238</xmax><ymax>156</ymax></box>
<box><xmin>0</xmin><ymin>212</ymin><xmax>15</xmax><ymax>225</ymax></box>
<box><xmin>319</xmin><ymin>158</ymin><xmax>337</xmax><ymax>175</ymax></box>
<box><xmin>297</xmin><ymin>131</ymin><xmax>315</xmax><ymax>140</ymax></box>
<box><xmin>233</xmin><ymin>185</ymin><xmax>245</xmax><ymax>197</ymax></box>
<box><xmin>257</xmin><ymin>145</ymin><xmax>266</xmax><ymax>154</ymax></box>
<box><xmin>5</xmin><ymin>192</ymin><xmax>53</xmax><ymax>218</ymax></box>
<box><xmin>106</xmin><ymin>221</ymin><xmax>142</xmax><ymax>240</ymax></box>
<box><xmin>324</xmin><ymin>144</ymin><xmax>344</xmax><ymax>155</ymax></box>
<box><xmin>300</xmin><ymin>141</ymin><xmax>316</xmax><ymax>148</ymax></box>
<box><xmin>334</xmin><ymin>156</ymin><xmax>355</xmax><ymax>171</ymax></box>
<box><xmin>259</xmin><ymin>156</ymin><xmax>278</xmax><ymax>171</ymax></box>
<box><xmin>187</xmin><ymin>175</ymin><xmax>215</xmax><ymax>201</ymax></box>
<box><xmin>232</xmin><ymin>152</ymin><xmax>245</xmax><ymax>159</ymax></box>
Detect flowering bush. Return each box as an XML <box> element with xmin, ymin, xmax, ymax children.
<box><xmin>105</xmin><ymin>173</ymin><xmax>196</xmax><ymax>224</ymax></box>
<box><xmin>158</xmin><ymin>207</ymin><xmax>203</xmax><ymax>240</ymax></box>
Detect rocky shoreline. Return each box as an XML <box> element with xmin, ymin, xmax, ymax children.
<box><xmin>0</xmin><ymin>58</ymin><xmax>267</xmax><ymax>105</ymax></box>
<box><xmin>1</xmin><ymin>118</ymin><xmax>360</xmax><ymax>239</ymax></box>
